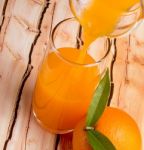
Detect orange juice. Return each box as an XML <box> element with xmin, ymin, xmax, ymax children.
<box><xmin>70</xmin><ymin>0</ymin><xmax>139</xmax><ymax>44</ymax></box>
<box><xmin>69</xmin><ymin>0</ymin><xmax>139</xmax><ymax>62</ymax></box>
<box><xmin>33</xmin><ymin>48</ymin><xmax>99</xmax><ymax>133</ymax></box>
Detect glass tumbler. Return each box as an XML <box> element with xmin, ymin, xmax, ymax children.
<box><xmin>32</xmin><ymin>18</ymin><xmax>114</xmax><ymax>134</ymax></box>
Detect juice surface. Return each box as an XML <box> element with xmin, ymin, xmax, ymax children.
<box><xmin>33</xmin><ymin>48</ymin><xmax>99</xmax><ymax>133</ymax></box>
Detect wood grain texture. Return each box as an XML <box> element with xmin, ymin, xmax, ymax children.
<box><xmin>0</xmin><ymin>0</ymin><xmax>54</xmax><ymax>149</ymax></box>
<box><xmin>0</xmin><ymin>0</ymin><xmax>6</xmax><ymax>26</ymax></box>
<box><xmin>0</xmin><ymin>0</ymin><xmax>15</xmax><ymax>51</ymax></box>
<box><xmin>0</xmin><ymin>46</ymin><xmax>26</xmax><ymax>149</ymax></box>
<box><xmin>111</xmin><ymin>21</ymin><xmax>144</xmax><ymax>149</ymax></box>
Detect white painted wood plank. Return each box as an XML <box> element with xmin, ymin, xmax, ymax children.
<box><xmin>0</xmin><ymin>46</ymin><xmax>26</xmax><ymax>149</ymax></box>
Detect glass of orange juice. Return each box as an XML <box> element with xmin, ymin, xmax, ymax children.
<box><xmin>32</xmin><ymin>18</ymin><xmax>114</xmax><ymax>134</ymax></box>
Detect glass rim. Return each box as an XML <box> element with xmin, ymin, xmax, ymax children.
<box><xmin>122</xmin><ymin>2</ymin><xmax>142</xmax><ymax>15</ymax></box>
<box><xmin>50</xmin><ymin>17</ymin><xmax>112</xmax><ymax>67</ymax></box>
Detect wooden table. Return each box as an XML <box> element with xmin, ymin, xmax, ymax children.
<box><xmin>0</xmin><ymin>0</ymin><xmax>144</xmax><ymax>149</ymax></box>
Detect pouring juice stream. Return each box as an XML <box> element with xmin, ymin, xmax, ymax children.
<box><xmin>70</xmin><ymin>0</ymin><xmax>139</xmax><ymax>63</ymax></box>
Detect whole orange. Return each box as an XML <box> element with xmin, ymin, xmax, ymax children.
<box><xmin>73</xmin><ymin>107</ymin><xmax>142</xmax><ymax>150</ymax></box>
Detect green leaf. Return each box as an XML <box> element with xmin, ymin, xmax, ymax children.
<box><xmin>87</xmin><ymin>130</ymin><xmax>116</xmax><ymax>150</ymax></box>
<box><xmin>86</xmin><ymin>69</ymin><xmax>110</xmax><ymax>126</ymax></box>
